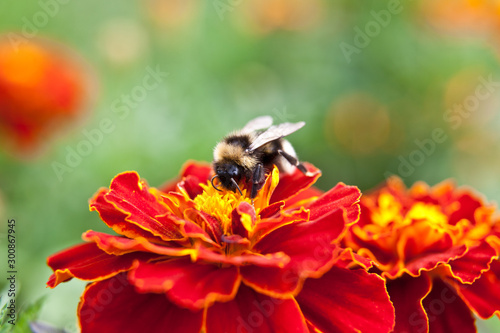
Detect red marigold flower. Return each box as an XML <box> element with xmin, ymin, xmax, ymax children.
<box><xmin>343</xmin><ymin>176</ymin><xmax>500</xmax><ymax>333</ymax></box>
<box><xmin>0</xmin><ymin>36</ymin><xmax>93</xmax><ymax>155</ymax></box>
<box><xmin>47</xmin><ymin>161</ymin><xmax>395</xmax><ymax>333</ymax></box>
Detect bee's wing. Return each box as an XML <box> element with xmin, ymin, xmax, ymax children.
<box><xmin>248</xmin><ymin>121</ymin><xmax>305</xmax><ymax>151</ymax></box>
<box><xmin>241</xmin><ymin>116</ymin><xmax>273</xmax><ymax>134</ymax></box>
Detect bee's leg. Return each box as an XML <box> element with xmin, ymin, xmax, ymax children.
<box><xmin>278</xmin><ymin>149</ymin><xmax>307</xmax><ymax>174</ymax></box>
<box><xmin>251</xmin><ymin>163</ymin><xmax>265</xmax><ymax>199</ymax></box>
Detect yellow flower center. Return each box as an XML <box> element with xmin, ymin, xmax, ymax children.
<box><xmin>371</xmin><ymin>193</ymin><xmax>404</xmax><ymax>227</ymax></box>
<box><xmin>371</xmin><ymin>192</ymin><xmax>448</xmax><ymax>229</ymax></box>
<box><xmin>365</xmin><ymin>192</ymin><xmax>483</xmax><ymax>257</ymax></box>
<box><xmin>193</xmin><ymin>182</ymin><xmax>253</xmax><ymax>234</ymax></box>
<box><xmin>405</xmin><ymin>202</ymin><xmax>448</xmax><ymax>228</ymax></box>
<box><xmin>349</xmin><ymin>184</ymin><xmax>498</xmax><ymax>280</ymax></box>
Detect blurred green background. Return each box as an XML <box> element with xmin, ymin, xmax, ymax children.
<box><xmin>0</xmin><ymin>0</ymin><xmax>499</xmax><ymax>331</ymax></box>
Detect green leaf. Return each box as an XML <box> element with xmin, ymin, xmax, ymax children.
<box><xmin>14</xmin><ymin>296</ymin><xmax>46</xmax><ymax>332</ymax></box>
<box><xmin>0</xmin><ymin>293</ymin><xmax>47</xmax><ymax>333</ymax></box>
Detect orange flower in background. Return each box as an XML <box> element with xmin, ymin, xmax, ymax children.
<box><xmin>47</xmin><ymin>161</ymin><xmax>395</xmax><ymax>333</ymax></box>
<box><xmin>420</xmin><ymin>0</ymin><xmax>500</xmax><ymax>42</ymax></box>
<box><xmin>325</xmin><ymin>93</ymin><xmax>392</xmax><ymax>156</ymax></box>
<box><xmin>144</xmin><ymin>0</ymin><xmax>199</xmax><ymax>30</ymax></box>
<box><xmin>236</xmin><ymin>0</ymin><xmax>325</xmax><ymax>34</ymax></box>
<box><xmin>0</xmin><ymin>36</ymin><xmax>93</xmax><ymax>155</ymax></box>
<box><xmin>343</xmin><ymin>176</ymin><xmax>500</xmax><ymax>333</ymax></box>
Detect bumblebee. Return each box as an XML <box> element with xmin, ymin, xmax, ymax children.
<box><xmin>212</xmin><ymin>116</ymin><xmax>307</xmax><ymax>199</ymax></box>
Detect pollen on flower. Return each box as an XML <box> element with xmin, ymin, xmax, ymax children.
<box><xmin>405</xmin><ymin>203</ymin><xmax>448</xmax><ymax>228</ymax></box>
<box><xmin>193</xmin><ymin>182</ymin><xmax>253</xmax><ymax>234</ymax></box>
<box><xmin>371</xmin><ymin>193</ymin><xmax>449</xmax><ymax>229</ymax></box>
<box><xmin>371</xmin><ymin>193</ymin><xmax>403</xmax><ymax>227</ymax></box>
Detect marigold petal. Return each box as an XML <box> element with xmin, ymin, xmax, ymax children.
<box><xmin>385</xmin><ymin>244</ymin><xmax>467</xmax><ymax>279</ymax></box>
<box><xmin>242</xmin><ymin>209</ymin><xmax>348</xmax><ymax>297</ymax></box>
<box><xmin>284</xmin><ymin>186</ymin><xmax>324</xmax><ymax>210</ymax></box>
<box><xmin>345</xmin><ymin>223</ymin><xmax>397</xmax><ymax>268</ymax></box>
<box><xmin>270</xmin><ymin>162</ymin><xmax>321</xmax><ymax>204</ymax></box>
<box><xmin>231</xmin><ymin>201</ymin><xmax>256</xmax><ymax>238</ymax></box>
<box><xmin>183</xmin><ymin>209</ymin><xmax>223</xmax><ymax>246</ymax></box>
<box><xmin>158</xmin><ymin>160</ymin><xmax>213</xmax><ymax>194</ymax></box>
<box><xmin>240</xmin><ymin>265</ymin><xmax>297</xmax><ymax>299</ymax></box>
<box><xmin>305</xmin><ymin>320</ymin><xmax>321</xmax><ymax>333</ymax></box>
<box><xmin>221</xmin><ymin>234</ymin><xmax>251</xmax><ymax>246</ymax></box>
<box><xmin>204</xmin><ymin>284</ymin><xmax>308</xmax><ymax>333</ymax></box>
<box><xmin>90</xmin><ymin>172</ymin><xmax>184</xmax><ymax>241</ymax></box>
<box><xmin>129</xmin><ymin>257</ymin><xmax>241</xmax><ymax>310</ymax></box>
<box><xmin>333</xmin><ymin>247</ymin><xmax>373</xmax><ymax>270</ymax></box>
<box><xmin>195</xmin><ymin>248</ymin><xmax>290</xmax><ymax>268</ymax></box>
<box><xmin>251</xmin><ymin>207</ymin><xmax>309</xmax><ymax>241</ymax></box>
<box><xmin>259</xmin><ymin>201</ymin><xmax>285</xmax><ymax>219</ymax></box>
<box><xmin>82</xmin><ymin>230</ymin><xmax>194</xmax><ymax>256</ymax></box>
<box><xmin>255</xmin><ymin>207</ymin><xmax>347</xmax><ymax>255</ymax></box>
<box><xmin>253</xmin><ymin>166</ymin><xmax>280</xmax><ymax>211</ymax></box>
<box><xmin>84</xmin><ymin>229</ymin><xmax>287</xmax><ymax>267</ymax></box>
<box><xmin>307</xmin><ymin>182</ymin><xmax>361</xmax><ymax>223</ymax></box>
<box><xmin>448</xmin><ymin>241</ymin><xmax>497</xmax><ymax>284</ymax></box>
<box><xmin>453</xmin><ymin>260</ymin><xmax>500</xmax><ymax>319</ymax></box>
<box><xmin>89</xmin><ymin>189</ymin><xmax>165</xmax><ymax>243</ymax></box>
<box><xmin>487</xmin><ymin>233</ymin><xmax>500</xmax><ymax>255</ymax></box>
<box><xmin>78</xmin><ymin>274</ymin><xmax>203</xmax><ymax>333</ymax></box>
<box><xmin>177</xmin><ymin>175</ymin><xmax>211</xmax><ymax>199</ymax></box>
<box><xmin>397</xmin><ymin>221</ymin><xmax>455</xmax><ymax>265</ymax></box>
<box><xmin>46</xmin><ymin>242</ymin><xmax>157</xmax><ymax>288</ymax></box>
<box><xmin>161</xmin><ymin>191</ymin><xmax>196</xmax><ymax>217</ymax></box>
<box><xmin>422</xmin><ymin>279</ymin><xmax>476</xmax><ymax>333</ymax></box>
<box><xmin>386</xmin><ymin>273</ymin><xmax>432</xmax><ymax>333</ymax></box>
<box><xmin>296</xmin><ymin>266</ymin><xmax>395</xmax><ymax>333</ymax></box>
<box><xmin>448</xmin><ymin>192</ymin><xmax>483</xmax><ymax>226</ymax></box>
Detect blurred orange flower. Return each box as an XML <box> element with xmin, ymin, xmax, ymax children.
<box><xmin>420</xmin><ymin>0</ymin><xmax>500</xmax><ymax>42</ymax></box>
<box><xmin>0</xmin><ymin>36</ymin><xmax>93</xmax><ymax>156</ymax></box>
<box><xmin>343</xmin><ymin>177</ymin><xmax>500</xmax><ymax>333</ymax></box>
<box><xmin>325</xmin><ymin>93</ymin><xmax>392</xmax><ymax>156</ymax></box>
<box><xmin>145</xmin><ymin>0</ymin><xmax>199</xmax><ymax>30</ymax></box>
<box><xmin>237</xmin><ymin>0</ymin><xmax>324</xmax><ymax>34</ymax></box>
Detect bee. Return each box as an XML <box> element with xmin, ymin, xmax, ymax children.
<box><xmin>212</xmin><ymin>116</ymin><xmax>308</xmax><ymax>199</ymax></box>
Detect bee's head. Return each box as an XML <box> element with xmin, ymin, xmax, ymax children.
<box><xmin>212</xmin><ymin>162</ymin><xmax>243</xmax><ymax>195</ymax></box>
